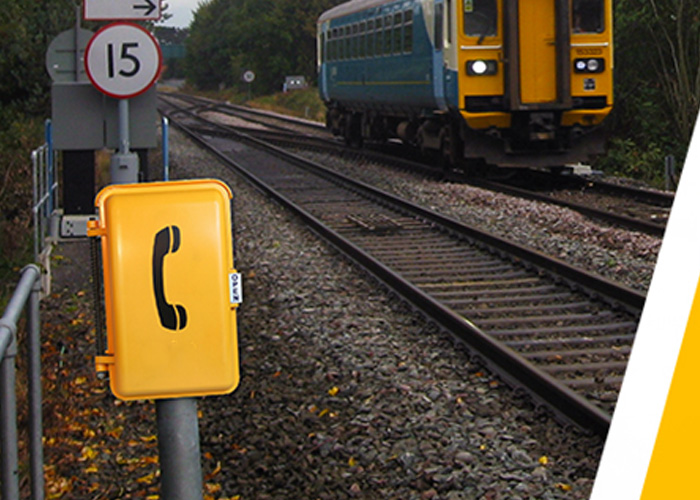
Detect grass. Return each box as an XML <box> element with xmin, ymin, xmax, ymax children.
<box><xmin>247</xmin><ymin>88</ymin><xmax>326</xmax><ymax>123</ymax></box>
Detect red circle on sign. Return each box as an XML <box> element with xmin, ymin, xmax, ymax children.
<box><xmin>85</xmin><ymin>22</ymin><xmax>163</xmax><ymax>99</ymax></box>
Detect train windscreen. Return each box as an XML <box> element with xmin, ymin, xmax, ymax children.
<box><xmin>573</xmin><ymin>0</ymin><xmax>605</xmax><ymax>33</ymax></box>
<box><xmin>463</xmin><ymin>0</ymin><xmax>498</xmax><ymax>38</ymax></box>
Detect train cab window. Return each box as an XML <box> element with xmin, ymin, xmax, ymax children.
<box><xmin>403</xmin><ymin>10</ymin><xmax>413</xmax><ymax>53</ymax></box>
<box><xmin>573</xmin><ymin>0</ymin><xmax>604</xmax><ymax>33</ymax></box>
<box><xmin>393</xmin><ymin>12</ymin><xmax>403</xmax><ymax>55</ymax></box>
<box><xmin>463</xmin><ymin>0</ymin><xmax>498</xmax><ymax>39</ymax></box>
<box><xmin>367</xmin><ymin>19</ymin><xmax>375</xmax><ymax>57</ymax></box>
<box><xmin>384</xmin><ymin>15</ymin><xmax>393</xmax><ymax>54</ymax></box>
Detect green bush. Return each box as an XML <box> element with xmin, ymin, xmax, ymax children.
<box><xmin>251</xmin><ymin>88</ymin><xmax>326</xmax><ymax>122</ymax></box>
<box><xmin>595</xmin><ymin>137</ymin><xmax>668</xmax><ymax>187</ymax></box>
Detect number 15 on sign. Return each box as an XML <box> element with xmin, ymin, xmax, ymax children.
<box><xmin>85</xmin><ymin>23</ymin><xmax>162</xmax><ymax>99</ymax></box>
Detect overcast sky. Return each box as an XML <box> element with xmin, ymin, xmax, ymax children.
<box><xmin>161</xmin><ymin>0</ymin><xmax>201</xmax><ymax>28</ymax></box>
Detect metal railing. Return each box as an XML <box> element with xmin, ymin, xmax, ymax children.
<box><xmin>1</xmin><ymin>265</ymin><xmax>44</xmax><ymax>500</ymax></box>
<box><xmin>32</xmin><ymin>120</ymin><xmax>59</xmax><ymax>265</ymax></box>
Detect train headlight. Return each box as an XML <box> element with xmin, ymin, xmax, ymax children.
<box><xmin>574</xmin><ymin>58</ymin><xmax>605</xmax><ymax>74</ymax></box>
<box><xmin>467</xmin><ymin>60</ymin><xmax>498</xmax><ymax>76</ymax></box>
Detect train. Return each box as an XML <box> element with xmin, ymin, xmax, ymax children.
<box><xmin>316</xmin><ymin>0</ymin><xmax>613</xmax><ymax>171</ymax></box>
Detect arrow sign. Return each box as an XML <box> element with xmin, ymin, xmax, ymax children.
<box><xmin>84</xmin><ymin>0</ymin><xmax>162</xmax><ymax>21</ymax></box>
<box><xmin>133</xmin><ymin>0</ymin><xmax>157</xmax><ymax>16</ymax></box>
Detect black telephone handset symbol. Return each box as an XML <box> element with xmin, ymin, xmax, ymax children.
<box><xmin>152</xmin><ymin>225</ymin><xmax>188</xmax><ymax>331</ymax></box>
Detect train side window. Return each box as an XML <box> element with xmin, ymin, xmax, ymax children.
<box><xmin>344</xmin><ymin>25</ymin><xmax>351</xmax><ymax>60</ymax></box>
<box><xmin>393</xmin><ymin>12</ymin><xmax>402</xmax><ymax>55</ymax></box>
<box><xmin>446</xmin><ymin>0</ymin><xmax>453</xmax><ymax>45</ymax></box>
<box><xmin>328</xmin><ymin>28</ymin><xmax>338</xmax><ymax>61</ymax></box>
<box><xmin>435</xmin><ymin>3</ymin><xmax>444</xmax><ymax>50</ymax></box>
<box><xmin>321</xmin><ymin>31</ymin><xmax>326</xmax><ymax>63</ymax></box>
<box><xmin>403</xmin><ymin>10</ymin><xmax>413</xmax><ymax>53</ymax></box>
<box><xmin>573</xmin><ymin>0</ymin><xmax>604</xmax><ymax>33</ymax></box>
<box><xmin>359</xmin><ymin>22</ymin><xmax>366</xmax><ymax>58</ymax></box>
<box><xmin>463</xmin><ymin>0</ymin><xmax>497</xmax><ymax>38</ymax></box>
<box><xmin>376</xmin><ymin>17</ymin><xmax>384</xmax><ymax>56</ymax></box>
<box><xmin>384</xmin><ymin>15</ymin><xmax>393</xmax><ymax>55</ymax></box>
<box><xmin>351</xmin><ymin>24</ymin><xmax>358</xmax><ymax>59</ymax></box>
<box><xmin>367</xmin><ymin>19</ymin><xmax>375</xmax><ymax>57</ymax></box>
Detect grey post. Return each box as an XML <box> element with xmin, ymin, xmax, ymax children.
<box><xmin>110</xmin><ymin>98</ymin><xmax>140</xmax><ymax>184</ymax></box>
<box><xmin>156</xmin><ymin>398</ymin><xmax>204</xmax><ymax>500</ymax></box>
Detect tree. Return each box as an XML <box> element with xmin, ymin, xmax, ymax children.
<box><xmin>185</xmin><ymin>0</ymin><xmax>344</xmax><ymax>94</ymax></box>
<box><xmin>0</xmin><ymin>0</ymin><xmax>76</xmax><ymax>114</ymax></box>
<box><xmin>608</xmin><ymin>0</ymin><xmax>700</xmax><ymax>169</ymax></box>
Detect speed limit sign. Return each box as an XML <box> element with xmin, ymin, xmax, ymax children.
<box><xmin>85</xmin><ymin>22</ymin><xmax>162</xmax><ymax>99</ymax></box>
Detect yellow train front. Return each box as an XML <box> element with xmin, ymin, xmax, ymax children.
<box><xmin>318</xmin><ymin>0</ymin><xmax>613</xmax><ymax>170</ymax></box>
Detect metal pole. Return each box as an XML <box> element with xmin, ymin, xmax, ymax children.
<box><xmin>665</xmin><ymin>155</ymin><xmax>676</xmax><ymax>191</ymax></box>
<box><xmin>74</xmin><ymin>5</ymin><xmax>81</xmax><ymax>82</ymax></box>
<box><xmin>120</xmin><ymin>98</ymin><xmax>130</xmax><ymax>155</ymax></box>
<box><xmin>27</xmin><ymin>269</ymin><xmax>45</xmax><ymax>500</ymax></box>
<box><xmin>32</xmin><ymin>150</ymin><xmax>40</xmax><ymax>263</ymax></box>
<box><xmin>156</xmin><ymin>398</ymin><xmax>204</xmax><ymax>500</ymax></box>
<box><xmin>0</xmin><ymin>266</ymin><xmax>40</xmax><ymax>500</ymax></box>
<box><xmin>111</xmin><ymin>99</ymin><xmax>140</xmax><ymax>184</ymax></box>
<box><xmin>163</xmin><ymin>116</ymin><xmax>170</xmax><ymax>181</ymax></box>
<box><xmin>46</xmin><ymin>120</ymin><xmax>55</xmax><ymax>214</ymax></box>
<box><xmin>0</xmin><ymin>330</ymin><xmax>19</xmax><ymax>500</ymax></box>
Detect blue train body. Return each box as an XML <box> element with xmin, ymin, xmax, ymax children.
<box><xmin>319</xmin><ymin>0</ymin><xmax>452</xmax><ymax>115</ymax></box>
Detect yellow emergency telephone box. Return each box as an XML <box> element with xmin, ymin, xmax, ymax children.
<box><xmin>89</xmin><ymin>179</ymin><xmax>241</xmax><ymax>400</ymax></box>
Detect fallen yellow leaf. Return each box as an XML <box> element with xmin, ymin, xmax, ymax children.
<box><xmin>80</xmin><ymin>446</ymin><xmax>98</xmax><ymax>461</ymax></box>
<box><xmin>205</xmin><ymin>482</ymin><xmax>222</xmax><ymax>493</ymax></box>
<box><xmin>328</xmin><ymin>386</ymin><xmax>340</xmax><ymax>396</ymax></box>
<box><xmin>205</xmin><ymin>462</ymin><xmax>222</xmax><ymax>481</ymax></box>
<box><xmin>137</xmin><ymin>472</ymin><xmax>156</xmax><ymax>484</ymax></box>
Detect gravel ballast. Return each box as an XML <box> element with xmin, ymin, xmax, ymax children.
<box><xmin>150</xmin><ymin>126</ymin><xmax>648</xmax><ymax>499</ymax></box>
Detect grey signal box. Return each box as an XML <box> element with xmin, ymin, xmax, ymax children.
<box><xmin>47</xmin><ymin>27</ymin><xmax>157</xmax><ymax>151</ymax></box>
<box><xmin>51</xmin><ymin>83</ymin><xmax>157</xmax><ymax>151</ymax></box>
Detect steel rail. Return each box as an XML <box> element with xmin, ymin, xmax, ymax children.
<box><xmin>160</xmin><ymin>100</ymin><xmax>645</xmax><ymax>436</ymax></box>
<box><xmin>164</xmin><ymin>93</ymin><xmax>670</xmax><ymax>238</ymax></box>
<box><xmin>470</xmin><ymin>177</ymin><xmax>668</xmax><ymax>237</ymax></box>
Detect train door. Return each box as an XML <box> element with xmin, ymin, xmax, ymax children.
<box><xmin>518</xmin><ymin>0</ymin><xmax>557</xmax><ymax>103</ymax></box>
<box><xmin>504</xmin><ymin>0</ymin><xmax>570</xmax><ymax>108</ymax></box>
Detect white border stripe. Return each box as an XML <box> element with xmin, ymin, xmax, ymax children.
<box><xmin>592</xmin><ymin>114</ymin><xmax>700</xmax><ymax>499</ymax></box>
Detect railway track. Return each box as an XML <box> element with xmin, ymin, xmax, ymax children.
<box><xmin>159</xmin><ymin>94</ymin><xmax>645</xmax><ymax>436</ymax></box>
<box><xmin>161</xmin><ymin>92</ymin><xmax>672</xmax><ymax>237</ymax></box>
